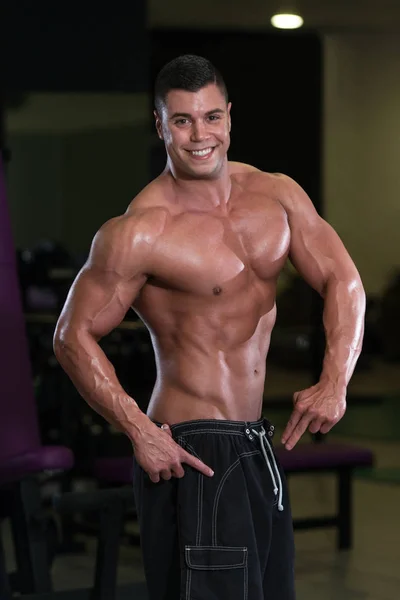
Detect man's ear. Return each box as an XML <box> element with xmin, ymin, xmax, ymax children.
<box><xmin>154</xmin><ymin>110</ymin><xmax>163</xmax><ymax>140</ymax></box>
<box><xmin>227</xmin><ymin>102</ymin><xmax>232</xmax><ymax>132</ymax></box>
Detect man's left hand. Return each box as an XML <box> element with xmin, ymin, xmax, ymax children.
<box><xmin>281</xmin><ymin>382</ymin><xmax>346</xmax><ymax>450</ymax></box>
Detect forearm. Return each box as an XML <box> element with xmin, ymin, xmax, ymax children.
<box><xmin>53</xmin><ymin>329</ymin><xmax>148</xmax><ymax>443</ymax></box>
<box><xmin>320</xmin><ymin>275</ymin><xmax>366</xmax><ymax>390</ymax></box>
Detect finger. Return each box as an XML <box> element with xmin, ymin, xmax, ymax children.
<box><xmin>281</xmin><ymin>391</ymin><xmax>302</xmax><ymax>444</ymax></box>
<box><xmin>285</xmin><ymin>414</ymin><xmax>312</xmax><ymax>450</ymax></box>
<box><xmin>308</xmin><ymin>418</ymin><xmax>324</xmax><ymax>435</ymax></box>
<box><xmin>149</xmin><ymin>472</ymin><xmax>160</xmax><ymax>483</ymax></box>
<box><xmin>182</xmin><ymin>451</ymin><xmax>214</xmax><ymax>477</ymax></box>
<box><xmin>160</xmin><ymin>469</ymin><xmax>172</xmax><ymax>481</ymax></box>
<box><xmin>171</xmin><ymin>464</ymin><xmax>185</xmax><ymax>478</ymax></box>
<box><xmin>161</xmin><ymin>424</ymin><xmax>173</xmax><ymax>437</ymax></box>
<box><xmin>281</xmin><ymin>409</ymin><xmax>303</xmax><ymax>445</ymax></box>
<box><xmin>320</xmin><ymin>421</ymin><xmax>335</xmax><ymax>435</ymax></box>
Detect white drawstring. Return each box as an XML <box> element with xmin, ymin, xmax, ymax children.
<box><xmin>258</xmin><ymin>436</ymin><xmax>279</xmax><ymax>496</ymax></box>
<box><xmin>252</xmin><ymin>427</ymin><xmax>284</xmax><ymax>512</ymax></box>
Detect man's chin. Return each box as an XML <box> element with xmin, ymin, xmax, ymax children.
<box><xmin>182</xmin><ymin>158</ymin><xmax>223</xmax><ymax>180</ymax></box>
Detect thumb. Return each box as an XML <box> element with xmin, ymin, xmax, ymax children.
<box><xmin>161</xmin><ymin>423</ymin><xmax>173</xmax><ymax>437</ymax></box>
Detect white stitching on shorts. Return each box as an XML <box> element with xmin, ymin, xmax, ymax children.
<box><xmin>244</xmin><ymin>549</ymin><xmax>248</xmax><ymax>600</ymax></box>
<box><xmin>186</xmin><ymin>545</ymin><xmax>247</xmax><ymax>550</ymax></box>
<box><xmin>178</xmin><ymin>429</ymin><xmax>245</xmax><ymax>437</ymax></box>
<box><xmin>212</xmin><ymin>450</ymin><xmax>259</xmax><ymax>546</ymax></box>
<box><xmin>183</xmin><ymin>441</ymin><xmax>204</xmax><ymax>546</ymax></box>
<box><xmin>197</xmin><ymin>472</ymin><xmax>203</xmax><ymax>545</ymax></box>
<box><xmin>186</xmin><ymin>565</ymin><xmax>191</xmax><ymax>600</ymax></box>
<box><xmin>184</xmin><ymin>546</ymin><xmax>248</xmax><ymax>600</ymax></box>
<box><xmin>183</xmin><ymin>441</ymin><xmax>202</xmax><ymax>460</ymax></box>
<box><xmin>185</xmin><ymin>546</ymin><xmax>247</xmax><ymax>568</ymax></box>
<box><xmin>172</xmin><ymin>419</ymin><xmax>264</xmax><ymax>430</ymax></box>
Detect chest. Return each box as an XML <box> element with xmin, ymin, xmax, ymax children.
<box><xmin>149</xmin><ymin>202</ymin><xmax>290</xmax><ymax>295</ymax></box>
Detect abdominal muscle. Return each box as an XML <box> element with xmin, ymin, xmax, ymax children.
<box><xmin>144</xmin><ymin>305</ymin><xmax>276</xmax><ymax>425</ymax></box>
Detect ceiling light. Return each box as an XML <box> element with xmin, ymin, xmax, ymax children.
<box><xmin>271</xmin><ymin>13</ymin><xmax>304</xmax><ymax>29</ymax></box>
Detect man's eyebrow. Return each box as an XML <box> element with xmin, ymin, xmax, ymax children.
<box><xmin>169</xmin><ymin>108</ymin><xmax>225</xmax><ymax>120</ymax></box>
<box><xmin>169</xmin><ymin>112</ymin><xmax>191</xmax><ymax>120</ymax></box>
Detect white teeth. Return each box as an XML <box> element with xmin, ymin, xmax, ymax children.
<box><xmin>190</xmin><ymin>147</ymin><xmax>213</xmax><ymax>156</ymax></box>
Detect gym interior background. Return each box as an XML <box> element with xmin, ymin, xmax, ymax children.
<box><xmin>1</xmin><ymin>2</ymin><xmax>400</xmax><ymax>599</ymax></box>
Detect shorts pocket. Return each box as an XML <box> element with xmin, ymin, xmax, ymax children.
<box><xmin>183</xmin><ymin>545</ymin><xmax>248</xmax><ymax>600</ymax></box>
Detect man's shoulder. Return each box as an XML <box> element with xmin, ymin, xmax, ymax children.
<box><xmin>106</xmin><ymin>179</ymin><xmax>171</xmax><ymax>235</ymax></box>
<box><xmin>248</xmin><ymin>169</ymin><xmax>292</xmax><ymax>188</ymax></box>
<box><xmin>88</xmin><ymin>208</ymin><xmax>166</xmax><ymax>275</ymax></box>
<box><xmin>126</xmin><ymin>177</ymin><xmax>173</xmax><ymax>221</ymax></box>
<box><xmin>231</xmin><ymin>165</ymin><xmax>291</xmax><ymax>196</ymax></box>
<box><xmin>95</xmin><ymin>202</ymin><xmax>169</xmax><ymax>259</ymax></box>
<box><xmin>229</xmin><ymin>161</ymin><xmax>261</xmax><ymax>175</ymax></box>
<box><xmin>99</xmin><ymin>210</ymin><xmax>166</xmax><ymax>243</ymax></box>
<box><xmin>258</xmin><ymin>172</ymin><xmax>317</xmax><ymax>219</ymax></box>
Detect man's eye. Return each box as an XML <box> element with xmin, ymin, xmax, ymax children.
<box><xmin>208</xmin><ymin>115</ymin><xmax>220</xmax><ymax>121</ymax></box>
<box><xmin>175</xmin><ymin>119</ymin><xmax>188</xmax><ymax>125</ymax></box>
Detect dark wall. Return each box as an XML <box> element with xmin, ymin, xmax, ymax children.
<box><xmin>150</xmin><ymin>29</ymin><xmax>322</xmax><ymax>210</ymax></box>
<box><xmin>3</xmin><ymin>4</ymin><xmax>148</xmax><ymax>92</ymax></box>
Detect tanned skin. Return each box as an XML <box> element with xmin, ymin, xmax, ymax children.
<box><xmin>54</xmin><ymin>83</ymin><xmax>365</xmax><ymax>484</ymax></box>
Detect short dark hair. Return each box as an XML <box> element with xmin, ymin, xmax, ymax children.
<box><xmin>154</xmin><ymin>54</ymin><xmax>228</xmax><ymax>113</ymax></box>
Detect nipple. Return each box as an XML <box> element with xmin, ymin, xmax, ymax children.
<box><xmin>213</xmin><ymin>286</ymin><xmax>222</xmax><ymax>296</ymax></box>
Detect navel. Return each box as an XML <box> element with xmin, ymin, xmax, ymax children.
<box><xmin>213</xmin><ymin>286</ymin><xmax>222</xmax><ymax>296</ymax></box>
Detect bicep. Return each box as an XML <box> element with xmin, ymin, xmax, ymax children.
<box><xmin>56</xmin><ymin>216</ymin><xmax>149</xmax><ymax>341</ymax></box>
<box><xmin>58</xmin><ymin>266</ymin><xmax>146</xmax><ymax>340</ymax></box>
<box><xmin>55</xmin><ymin>211</ymin><xmax>163</xmax><ymax>341</ymax></box>
<box><xmin>289</xmin><ymin>216</ymin><xmax>357</xmax><ymax>295</ymax></box>
<box><xmin>278</xmin><ymin>176</ymin><xmax>360</xmax><ymax>295</ymax></box>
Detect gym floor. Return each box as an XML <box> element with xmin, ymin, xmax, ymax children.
<box><xmin>2</xmin><ymin>360</ymin><xmax>400</xmax><ymax>600</ymax></box>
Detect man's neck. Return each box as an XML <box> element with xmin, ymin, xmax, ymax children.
<box><xmin>165</xmin><ymin>161</ymin><xmax>232</xmax><ymax>211</ymax></box>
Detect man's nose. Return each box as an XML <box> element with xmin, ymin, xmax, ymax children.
<box><xmin>191</xmin><ymin>120</ymin><xmax>207</xmax><ymax>142</ymax></box>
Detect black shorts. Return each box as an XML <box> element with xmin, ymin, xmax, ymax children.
<box><xmin>132</xmin><ymin>417</ymin><xmax>296</xmax><ymax>600</ymax></box>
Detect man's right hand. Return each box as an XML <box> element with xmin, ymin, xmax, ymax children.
<box><xmin>132</xmin><ymin>420</ymin><xmax>214</xmax><ymax>483</ymax></box>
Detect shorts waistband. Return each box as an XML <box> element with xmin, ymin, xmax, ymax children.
<box><xmin>152</xmin><ymin>417</ymin><xmax>274</xmax><ymax>438</ymax></box>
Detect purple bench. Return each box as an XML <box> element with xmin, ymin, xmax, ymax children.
<box><xmin>276</xmin><ymin>442</ymin><xmax>374</xmax><ymax>549</ymax></box>
<box><xmin>94</xmin><ymin>441</ymin><xmax>374</xmax><ymax>551</ymax></box>
<box><xmin>0</xmin><ymin>155</ymin><xmax>74</xmax><ymax>597</ymax></box>
<box><xmin>0</xmin><ymin>154</ymin><xmax>149</xmax><ymax>600</ymax></box>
